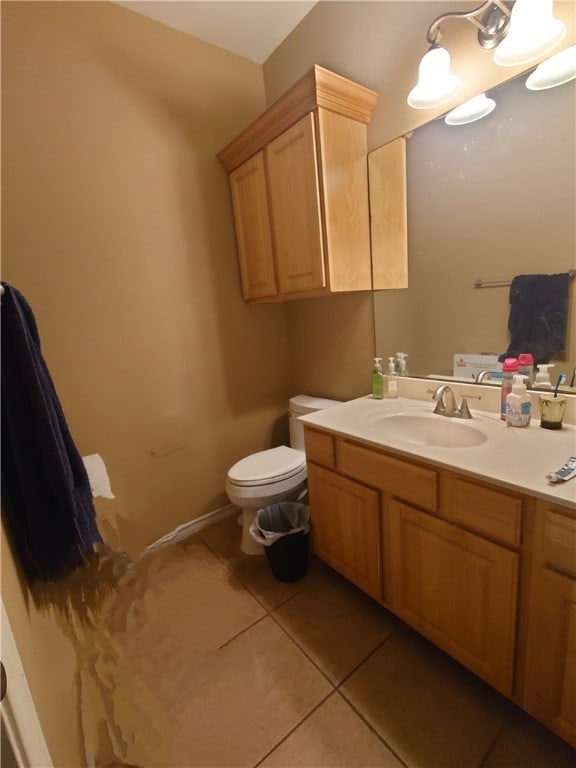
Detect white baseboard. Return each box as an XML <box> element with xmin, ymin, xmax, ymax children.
<box><xmin>139</xmin><ymin>504</ymin><xmax>237</xmax><ymax>559</ymax></box>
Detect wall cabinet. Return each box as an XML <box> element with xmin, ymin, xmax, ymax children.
<box><xmin>218</xmin><ymin>66</ymin><xmax>407</xmax><ymax>302</ymax></box>
<box><xmin>304</xmin><ymin>425</ymin><xmax>576</xmax><ymax>747</ymax></box>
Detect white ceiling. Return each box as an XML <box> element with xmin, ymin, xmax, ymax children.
<box><xmin>114</xmin><ymin>1</ymin><xmax>318</xmax><ymax>63</ymax></box>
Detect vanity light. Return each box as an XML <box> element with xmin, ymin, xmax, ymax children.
<box><xmin>444</xmin><ymin>92</ymin><xmax>496</xmax><ymax>125</ymax></box>
<box><xmin>408</xmin><ymin>0</ymin><xmax>566</xmax><ymax>110</ymax></box>
<box><xmin>493</xmin><ymin>0</ymin><xmax>566</xmax><ymax>66</ymax></box>
<box><xmin>407</xmin><ymin>47</ymin><xmax>461</xmax><ymax>109</ymax></box>
<box><xmin>525</xmin><ymin>44</ymin><xmax>576</xmax><ymax>90</ymax></box>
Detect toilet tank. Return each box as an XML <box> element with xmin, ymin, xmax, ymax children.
<box><xmin>288</xmin><ymin>395</ymin><xmax>342</xmax><ymax>451</ymax></box>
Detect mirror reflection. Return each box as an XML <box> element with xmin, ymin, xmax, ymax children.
<box><xmin>372</xmin><ymin>70</ymin><xmax>575</xmax><ymax>392</ymax></box>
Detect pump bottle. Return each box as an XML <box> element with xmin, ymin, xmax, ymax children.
<box><xmin>372</xmin><ymin>357</ymin><xmax>384</xmax><ymax>399</ymax></box>
<box><xmin>506</xmin><ymin>375</ymin><xmax>531</xmax><ymax>427</ymax></box>
<box><xmin>383</xmin><ymin>357</ymin><xmax>398</xmax><ymax>399</ymax></box>
<box><xmin>533</xmin><ymin>363</ymin><xmax>554</xmax><ymax>389</ymax></box>
<box><xmin>500</xmin><ymin>357</ymin><xmax>519</xmax><ymax>420</ymax></box>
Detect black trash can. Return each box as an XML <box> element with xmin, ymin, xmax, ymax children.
<box><xmin>249</xmin><ymin>501</ymin><xmax>310</xmax><ymax>582</ymax></box>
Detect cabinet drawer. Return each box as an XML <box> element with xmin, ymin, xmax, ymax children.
<box><xmin>337</xmin><ymin>439</ymin><xmax>437</xmax><ymax>511</ymax></box>
<box><xmin>442</xmin><ymin>477</ymin><xmax>522</xmax><ymax>548</ymax></box>
<box><xmin>304</xmin><ymin>427</ymin><xmax>335</xmax><ymax>469</ymax></box>
<box><xmin>542</xmin><ymin>510</ymin><xmax>576</xmax><ymax>578</ymax></box>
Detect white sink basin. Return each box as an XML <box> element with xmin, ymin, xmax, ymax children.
<box><xmin>377</xmin><ymin>414</ymin><xmax>487</xmax><ymax>448</ymax></box>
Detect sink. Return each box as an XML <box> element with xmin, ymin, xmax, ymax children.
<box><xmin>378</xmin><ymin>414</ymin><xmax>487</xmax><ymax>448</ymax></box>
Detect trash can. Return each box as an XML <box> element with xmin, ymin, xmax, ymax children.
<box><xmin>249</xmin><ymin>502</ymin><xmax>310</xmax><ymax>582</ymax></box>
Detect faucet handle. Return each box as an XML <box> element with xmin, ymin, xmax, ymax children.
<box><xmin>456</xmin><ymin>394</ymin><xmax>480</xmax><ymax>419</ymax></box>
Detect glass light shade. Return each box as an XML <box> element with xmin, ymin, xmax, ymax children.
<box><xmin>526</xmin><ymin>44</ymin><xmax>576</xmax><ymax>90</ymax></box>
<box><xmin>493</xmin><ymin>0</ymin><xmax>566</xmax><ymax>67</ymax></box>
<box><xmin>444</xmin><ymin>93</ymin><xmax>496</xmax><ymax>125</ymax></box>
<box><xmin>407</xmin><ymin>47</ymin><xmax>461</xmax><ymax>109</ymax></box>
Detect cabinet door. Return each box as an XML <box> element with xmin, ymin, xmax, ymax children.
<box><xmin>523</xmin><ymin>565</ymin><xmax>576</xmax><ymax>747</ymax></box>
<box><xmin>385</xmin><ymin>500</ymin><xmax>518</xmax><ymax>695</ymax></box>
<box><xmin>265</xmin><ymin>114</ymin><xmax>326</xmax><ymax>295</ymax></box>
<box><xmin>230</xmin><ymin>152</ymin><xmax>277</xmax><ymax>300</ymax></box>
<box><xmin>307</xmin><ymin>463</ymin><xmax>382</xmax><ymax>601</ymax></box>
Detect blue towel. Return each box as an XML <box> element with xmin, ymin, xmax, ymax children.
<box><xmin>1</xmin><ymin>283</ymin><xmax>102</xmax><ymax>581</ymax></box>
<box><xmin>499</xmin><ymin>273</ymin><xmax>571</xmax><ymax>364</ymax></box>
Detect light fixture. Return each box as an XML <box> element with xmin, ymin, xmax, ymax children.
<box><xmin>444</xmin><ymin>92</ymin><xmax>496</xmax><ymax>125</ymax></box>
<box><xmin>494</xmin><ymin>0</ymin><xmax>566</xmax><ymax>66</ymax></box>
<box><xmin>408</xmin><ymin>0</ymin><xmax>567</xmax><ymax>110</ymax></box>
<box><xmin>525</xmin><ymin>44</ymin><xmax>576</xmax><ymax>90</ymax></box>
<box><xmin>407</xmin><ymin>47</ymin><xmax>461</xmax><ymax>109</ymax></box>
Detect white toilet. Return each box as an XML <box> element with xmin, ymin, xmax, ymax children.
<box><xmin>226</xmin><ymin>395</ymin><xmax>342</xmax><ymax>555</ymax></box>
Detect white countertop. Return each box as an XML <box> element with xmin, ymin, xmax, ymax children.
<box><xmin>300</xmin><ymin>395</ymin><xmax>576</xmax><ymax>510</ymax></box>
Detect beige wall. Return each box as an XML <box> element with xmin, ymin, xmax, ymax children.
<box><xmin>265</xmin><ymin>0</ymin><xmax>576</xmax><ymax>399</ymax></box>
<box><xmin>1</xmin><ymin>2</ymin><xmax>287</xmax><ymax>764</ymax></box>
<box><xmin>2</xmin><ymin>2</ymin><xmax>575</xmax><ymax>764</ymax></box>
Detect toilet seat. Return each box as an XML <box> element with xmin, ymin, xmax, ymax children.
<box><xmin>227</xmin><ymin>446</ymin><xmax>306</xmax><ymax>487</ymax></box>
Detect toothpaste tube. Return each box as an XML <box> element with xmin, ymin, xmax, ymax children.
<box><xmin>546</xmin><ymin>456</ymin><xmax>576</xmax><ymax>483</ymax></box>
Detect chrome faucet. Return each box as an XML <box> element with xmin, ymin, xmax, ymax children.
<box><xmin>429</xmin><ymin>385</ymin><xmax>479</xmax><ymax>419</ymax></box>
<box><xmin>475</xmin><ymin>370</ymin><xmax>493</xmax><ymax>384</ymax></box>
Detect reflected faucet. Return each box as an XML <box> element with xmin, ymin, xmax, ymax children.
<box><xmin>429</xmin><ymin>385</ymin><xmax>479</xmax><ymax>419</ymax></box>
<box><xmin>475</xmin><ymin>370</ymin><xmax>493</xmax><ymax>384</ymax></box>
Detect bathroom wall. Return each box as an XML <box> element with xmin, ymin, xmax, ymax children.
<box><xmin>1</xmin><ymin>2</ymin><xmax>286</xmax><ymax>763</ymax></box>
<box><xmin>264</xmin><ymin>0</ymin><xmax>575</xmax><ymax>400</ymax></box>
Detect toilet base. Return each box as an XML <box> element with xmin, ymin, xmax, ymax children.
<box><xmin>240</xmin><ymin>509</ymin><xmax>264</xmax><ymax>556</ymax></box>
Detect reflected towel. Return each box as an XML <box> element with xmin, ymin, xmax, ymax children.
<box><xmin>499</xmin><ymin>273</ymin><xmax>571</xmax><ymax>364</ymax></box>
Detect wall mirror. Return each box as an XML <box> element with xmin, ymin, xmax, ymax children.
<box><xmin>371</xmin><ymin>68</ymin><xmax>575</xmax><ymax>391</ymax></box>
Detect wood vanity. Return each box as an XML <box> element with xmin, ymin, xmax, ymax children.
<box><xmin>302</xmin><ymin>401</ymin><xmax>576</xmax><ymax>747</ymax></box>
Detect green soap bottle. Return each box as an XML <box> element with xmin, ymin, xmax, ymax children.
<box><xmin>372</xmin><ymin>357</ymin><xmax>384</xmax><ymax>399</ymax></box>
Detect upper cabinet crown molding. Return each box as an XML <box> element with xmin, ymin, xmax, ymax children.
<box><xmin>217</xmin><ymin>65</ymin><xmax>378</xmax><ymax>173</ymax></box>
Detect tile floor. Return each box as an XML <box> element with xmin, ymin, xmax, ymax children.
<box><xmin>103</xmin><ymin>513</ymin><xmax>576</xmax><ymax>768</ymax></box>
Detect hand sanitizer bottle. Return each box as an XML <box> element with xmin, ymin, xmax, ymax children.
<box><xmin>506</xmin><ymin>375</ymin><xmax>531</xmax><ymax>427</ymax></box>
<box><xmin>384</xmin><ymin>357</ymin><xmax>399</xmax><ymax>399</ymax></box>
<box><xmin>372</xmin><ymin>357</ymin><xmax>384</xmax><ymax>399</ymax></box>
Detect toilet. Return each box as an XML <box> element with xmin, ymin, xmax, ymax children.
<box><xmin>226</xmin><ymin>395</ymin><xmax>342</xmax><ymax>555</ymax></box>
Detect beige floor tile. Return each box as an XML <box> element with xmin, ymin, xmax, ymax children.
<box><xmin>110</xmin><ymin>537</ymin><xmax>266</xmax><ymax>696</ymax></box>
<box><xmin>273</xmin><ymin>567</ymin><xmax>399</xmax><ymax>684</ymax></box>
<box><xmin>260</xmin><ymin>691</ymin><xmax>404</xmax><ymax>767</ymax></box>
<box><xmin>483</xmin><ymin>708</ymin><xmax>576</xmax><ymax>768</ymax></box>
<box><xmin>341</xmin><ymin>627</ymin><xmax>510</xmax><ymax>768</ymax></box>
<box><xmin>164</xmin><ymin>616</ymin><xmax>333</xmax><ymax>767</ymax></box>
<box><xmin>199</xmin><ymin>514</ymin><xmax>324</xmax><ymax>610</ymax></box>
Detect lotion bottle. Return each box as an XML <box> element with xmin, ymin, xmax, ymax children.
<box><xmin>500</xmin><ymin>357</ymin><xmax>519</xmax><ymax>420</ymax></box>
<box><xmin>384</xmin><ymin>357</ymin><xmax>399</xmax><ymax>399</ymax></box>
<box><xmin>506</xmin><ymin>374</ymin><xmax>531</xmax><ymax>427</ymax></box>
<box><xmin>372</xmin><ymin>357</ymin><xmax>384</xmax><ymax>399</ymax></box>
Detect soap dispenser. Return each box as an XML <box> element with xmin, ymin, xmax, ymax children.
<box><xmin>533</xmin><ymin>363</ymin><xmax>554</xmax><ymax>389</ymax></box>
<box><xmin>506</xmin><ymin>375</ymin><xmax>531</xmax><ymax>427</ymax></box>
<box><xmin>372</xmin><ymin>357</ymin><xmax>384</xmax><ymax>399</ymax></box>
<box><xmin>384</xmin><ymin>357</ymin><xmax>399</xmax><ymax>399</ymax></box>
<box><xmin>395</xmin><ymin>353</ymin><xmax>408</xmax><ymax>376</ymax></box>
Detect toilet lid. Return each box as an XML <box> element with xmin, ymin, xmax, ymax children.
<box><xmin>228</xmin><ymin>446</ymin><xmax>306</xmax><ymax>487</ymax></box>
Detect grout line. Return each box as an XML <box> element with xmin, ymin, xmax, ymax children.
<box><xmin>477</xmin><ymin>716</ymin><xmax>509</xmax><ymax>768</ymax></box>
<box><xmin>251</xmin><ymin>689</ymin><xmax>334</xmax><ymax>768</ymax></box>
<box><xmin>336</xmin><ymin>628</ymin><xmax>398</xmax><ymax>688</ymax></box>
<box><xmin>216</xmin><ymin>612</ymin><xmax>269</xmax><ymax>652</ymax></box>
<box><xmin>333</xmin><ymin>689</ymin><xmax>411</xmax><ymax>768</ymax></box>
<box><xmin>268</xmin><ymin>611</ymin><xmax>338</xmax><ymax>689</ymax></box>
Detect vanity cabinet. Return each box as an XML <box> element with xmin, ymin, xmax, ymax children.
<box><xmin>384</xmin><ymin>499</ymin><xmax>518</xmax><ymax>695</ymax></box>
<box><xmin>523</xmin><ymin>501</ymin><xmax>576</xmax><ymax>746</ymax></box>
<box><xmin>307</xmin><ymin>464</ymin><xmax>382</xmax><ymax>601</ymax></box>
<box><xmin>304</xmin><ymin>427</ymin><xmax>523</xmax><ymax>698</ymax></box>
<box><xmin>218</xmin><ymin>66</ymin><xmax>405</xmax><ymax>302</ymax></box>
